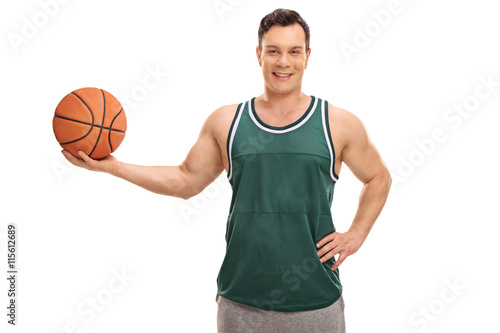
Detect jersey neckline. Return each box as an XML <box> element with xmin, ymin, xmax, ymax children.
<box><xmin>249</xmin><ymin>95</ymin><xmax>317</xmax><ymax>133</ymax></box>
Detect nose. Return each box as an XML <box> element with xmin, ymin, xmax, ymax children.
<box><xmin>276</xmin><ymin>53</ymin><xmax>291</xmax><ymax>68</ymax></box>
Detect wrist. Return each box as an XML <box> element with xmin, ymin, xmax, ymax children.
<box><xmin>347</xmin><ymin>225</ymin><xmax>368</xmax><ymax>242</ymax></box>
<box><xmin>107</xmin><ymin>158</ymin><xmax>122</xmax><ymax>177</ymax></box>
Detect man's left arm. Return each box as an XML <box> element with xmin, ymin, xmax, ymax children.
<box><xmin>316</xmin><ymin>108</ymin><xmax>392</xmax><ymax>271</ymax></box>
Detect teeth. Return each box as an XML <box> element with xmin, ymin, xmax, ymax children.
<box><xmin>275</xmin><ymin>73</ymin><xmax>292</xmax><ymax>77</ymax></box>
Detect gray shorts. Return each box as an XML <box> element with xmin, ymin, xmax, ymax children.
<box><xmin>216</xmin><ymin>294</ymin><xmax>346</xmax><ymax>333</ymax></box>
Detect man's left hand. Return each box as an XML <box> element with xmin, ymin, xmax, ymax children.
<box><xmin>316</xmin><ymin>231</ymin><xmax>365</xmax><ymax>271</ymax></box>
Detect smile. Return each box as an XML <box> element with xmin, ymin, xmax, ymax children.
<box><xmin>273</xmin><ymin>72</ymin><xmax>293</xmax><ymax>78</ymax></box>
<box><xmin>273</xmin><ymin>72</ymin><xmax>294</xmax><ymax>81</ymax></box>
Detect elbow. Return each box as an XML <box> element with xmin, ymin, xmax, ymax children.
<box><xmin>155</xmin><ymin>178</ymin><xmax>195</xmax><ymax>200</ymax></box>
<box><xmin>385</xmin><ymin>167</ymin><xmax>392</xmax><ymax>184</ymax></box>
<box><xmin>384</xmin><ymin>168</ymin><xmax>392</xmax><ymax>192</ymax></box>
<box><xmin>161</xmin><ymin>190</ymin><xmax>194</xmax><ymax>200</ymax></box>
<box><xmin>166</xmin><ymin>187</ymin><xmax>194</xmax><ymax>200</ymax></box>
<box><xmin>368</xmin><ymin>168</ymin><xmax>392</xmax><ymax>192</ymax></box>
<box><xmin>173</xmin><ymin>165</ymin><xmax>202</xmax><ymax>200</ymax></box>
<box><xmin>174</xmin><ymin>184</ymin><xmax>202</xmax><ymax>200</ymax></box>
<box><xmin>367</xmin><ymin>168</ymin><xmax>392</xmax><ymax>187</ymax></box>
<box><xmin>160</xmin><ymin>166</ymin><xmax>200</xmax><ymax>200</ymax></box>
<box><xmin>177</xmin><ymin>192</ymin><xmax>195</xmax><ymax>200</ymax></box>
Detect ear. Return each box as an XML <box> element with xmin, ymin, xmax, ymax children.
<box><xmin>256</xmin><ymin>46</ymin><xmax>262</xmax><ymax>67</ymax></box>
<box><xmin>304</xmin><ymin>48</ymin><xmax>311</xmax><ymax>69</ymax></box>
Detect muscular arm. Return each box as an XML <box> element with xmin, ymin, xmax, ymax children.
<box><xmin>340</xmin><ymin>111</ymin><xmax>392</xmax><ymax>241</ymax></box>
<box><xmin>63</xmin><ymin>106</ymin><xmax>235</xmax><ymax>200</ymax></box>
<box><xmin>317</xmin><ymin>106</ymin><xmax>392</xmax><ymax>270</ymax></box>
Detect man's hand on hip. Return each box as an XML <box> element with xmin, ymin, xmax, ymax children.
<box><xmin>316</xmin><ymin>231</ymin><xmax>365</xmax><ymax>271</ymax></box>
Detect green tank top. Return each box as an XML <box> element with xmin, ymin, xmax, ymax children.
<box><xmin>216</xmin><ymin>95</ymin><xmax>342</xmax><ymax>312</ymax></box>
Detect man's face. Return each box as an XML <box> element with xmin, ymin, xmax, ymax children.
<box><xmin>257</xmin><ymin>23</ymin><xmax>311</xmax><ymax>96</ymax></box>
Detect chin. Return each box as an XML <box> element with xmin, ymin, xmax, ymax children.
<box><xmin>271</xmin><ymin>85</ymin><xmax>300</xmax><ymax>95</ymax></box>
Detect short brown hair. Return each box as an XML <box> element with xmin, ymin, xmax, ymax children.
<box><xmin>258</xmin><ymin>9</ymin><xmax>310</xmax><ymax>51</ymax></box>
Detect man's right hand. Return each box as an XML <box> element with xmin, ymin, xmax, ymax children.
<box><xmin>62</xmin><ymin>150</ymin><xmax>118</xmax><ymax>174</ymax></box>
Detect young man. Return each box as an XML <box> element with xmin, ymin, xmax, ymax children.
<box><xmin>63</xmin><ymin>8</ymin><xmax>391</xmax><ymax>333</ymax></box>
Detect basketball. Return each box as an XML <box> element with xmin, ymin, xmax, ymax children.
<box><xmin>53</xmin><ymin>87</ymin><xmax>127</xmax><ymax>160</ymax></box>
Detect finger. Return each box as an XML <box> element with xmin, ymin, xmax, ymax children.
<box><xmin>319</xmin><ymin>246</ymin><xmax>340</xmax><ymax>263</ymax></box>
<box><xmin>62</xmin><ymin>150</ymin><xmax>85</xmax><ymax>166</ymax></box>
<box><xmin>317</xmin><ymin>241</ymin><xmax>340</xmax><ymax>257</ymax></box>
<box><xmin>62</xmin><ymin>150</ymin><xmax>96</xmax><ymax>171</ymax></box>
<box><xmin>77</xmin><ymin>151</ymin><xmax>101</xmax><ymax>169</ymax></box>
<box><xmin>77</xmin><ymin>150</ymin><xmax>93</xmax><ymax>163</ymax></box>
<box><xmin>316</xmin><ymin>232</ymin><xmax>337</xmax><ymax>248</ymax></box>
<box><xmin>330</xmin><ymin>252</ymin><xmax>347</xmax><ymax>271</ymax></box>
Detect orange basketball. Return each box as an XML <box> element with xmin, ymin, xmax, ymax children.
<box><xmin>53</xmin><ymin>87</ymin><xmax>127</xmax><ymax>159</ymax></box>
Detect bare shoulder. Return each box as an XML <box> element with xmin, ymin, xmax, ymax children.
<box><xmin>328</xmin><ymin>103</ymin><xmax>365</xmax><ymax>133</ymax></box>
<box><xmin>201</xmin><ymin>104</ymin><xmax>239</xmax><ymax>169</ymax></box>
<box><xmin>204</xmin><ymin>104</ymin><xmax>239</xmax><ymax>138</ymax></box>
<box><xmin>328</xmin><ymin>103</ymin><xmax>369</xmax><ymax>150</ymax></box>
<box><xmin>207</xmin><ymin>104</ymin><xmax>239</xmax><ymax>124</ymax></box>
<box><xmin>327</xmin><ymin>103</ymin><xmax>390</xmax><ymax>183</ymax></box>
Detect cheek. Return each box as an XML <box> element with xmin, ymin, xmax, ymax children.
<box><xmin>261</xmin><ymin>59</ymin><xmax>274</xmax><ymax>71</ymax></box>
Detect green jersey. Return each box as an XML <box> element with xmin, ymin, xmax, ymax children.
<box><xmin>216</xmin><ymin>96</ymin><xmax>342</xmax><ymax>312</ymax></box>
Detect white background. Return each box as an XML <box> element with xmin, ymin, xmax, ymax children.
<box><xmin>1</xmin><ymin>0</ymin><xmax>499</xmax><ymax>332</ymax></box>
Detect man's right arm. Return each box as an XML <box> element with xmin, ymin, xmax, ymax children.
<box><xmin>62</xmin><ymin>105</ymin><xmax>235</xmax><ymax>200</ymax></box>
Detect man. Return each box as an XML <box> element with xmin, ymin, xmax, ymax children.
<box><xmin>63</xmin><ymin>8</ymin><xmax>391</xmax><ymax>333</ymax></box>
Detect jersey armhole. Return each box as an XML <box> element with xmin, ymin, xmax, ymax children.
<box><xmin>226</xmin><ymin>102</ymin><xmax>244</xmax><ymax>181</ymax></box>
<box><xmin>324</xmin><ymin>101</ymin><xmax>340</xmax><ymax>182</ymax></box>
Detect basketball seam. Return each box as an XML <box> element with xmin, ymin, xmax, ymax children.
<box><xmin>108</xmin><ymin>107</ymin><xmax>124</xmax><ymax>152</ymax></box>
<box><xmin>88</xmin><ymin>90</ymin><xmax>106</xmax><ymax>158</ymax></box>
<box><xmin>71</xmin><ymin>92</ymin><xmax>95</xmax><ymax>126</ymax></box>
<box><xmin>56</xmin><ymin>92</ymin><xmax>96</xmax><ymax>145</ymax></box>
<box><xmin>54</xmin><ymin>115</ymin><xmax>125</xmax><ymax>133</ymax></box>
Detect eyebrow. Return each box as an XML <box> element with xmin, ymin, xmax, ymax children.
<box><xmin>265</xmin><ymin>45</ymin><xmax>304</xmax><ymax>50</ymax></box>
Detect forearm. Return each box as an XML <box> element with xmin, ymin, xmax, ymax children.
<box><xmin>111</xmin><ymin>161</ymin><xmax>188</xmax><ymax>198</ymax></box>
<box><xmin>348</xmin><ymin>171</ymin><xmax>392</xmax><ymax>242</ymax></box>
<box><xmin>62</xmin><ymin>109</ymin><xmax>225</xmax><ymax>199</ymax></box>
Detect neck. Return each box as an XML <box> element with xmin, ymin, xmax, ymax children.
<box><xmin>258</xmin><ymin>86</ymin><xmax>307</xmax><ymax>112</ymax></box>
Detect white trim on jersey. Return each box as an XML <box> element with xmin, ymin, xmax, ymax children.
<box><xmin>227</xmin><ymin>102</ymin><xmax>245</xmax><ymax>181</ymax></box>
<box><xmin>321</xmin><ymin>99</ymin><xmax>338</xmax><ymax>183</ymax></box>
<box><xmin>249</xmin><ymin>96</ymin><xmax>318</xmax><ymax>134</ymax></box>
